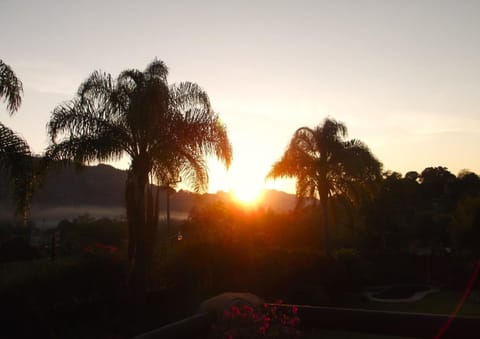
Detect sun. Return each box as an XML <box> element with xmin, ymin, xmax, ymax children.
<box><xmin>230</xmin><ymin>185</ymin><xmax>263</xmax><ymax>206</ymax></box>
<box><xmin>207</xmin><ymin>158</ymin><xmax>267</xmax><ymax>206</ymax></box>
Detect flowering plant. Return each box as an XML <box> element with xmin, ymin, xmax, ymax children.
<box><xmin>210</xmin><ymin>300</ymin><xmax>301</xmax><ymax>338</ymax></box>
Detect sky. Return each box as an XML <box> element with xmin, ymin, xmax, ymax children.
<box><xmin>1</xmin><ymin>0</ymin><xmax>479</xmax><ymax>198</ymax></box>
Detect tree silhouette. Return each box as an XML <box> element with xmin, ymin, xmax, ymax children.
<box><xmin>0</xmin><ymin>59</ymin><xmax>32</xmax><ymax>223</ymax></box>
<box><xmin>46</xmin><ymin>59</ymin><xmax>232</xmax><ymax>297</ymax></box>
<box><xmin>268</xmin><ymin>118</ymin><xmax>382</xmax><ymax>255</ymax></box>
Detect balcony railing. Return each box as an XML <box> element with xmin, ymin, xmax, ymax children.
<box><xmin>132</xmin><ymin>303</ymin><xmax>480</xmax><ymax>339</ymax></box>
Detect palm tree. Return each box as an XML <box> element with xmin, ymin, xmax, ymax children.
<box><xmin>0</xmin><ymin>59</ymin><xmax>32</xmax><ymax>224</ymax></box>
<box><xmin>46</xmin><ymin>59</ymin><xmax>232</xmax><ymax>297</ymax></box>
<box><xmin>268</xmin><ymin>118</ymin><xmax>382</xmax><ymax>255</ymax></box>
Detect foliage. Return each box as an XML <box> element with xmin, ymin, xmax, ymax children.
<box><xmin>152</xmin><ymin>199</ymin><xmax>368</xmax><ymax>300</ymax></box>
<box><xmin>0</xmin><ymin>125</ymin><xmax>33</xmax><ymax>219</ymax></box>
<box><xmin>56</xmin><ymin>214</ymin><xmax>127</xmax><ymax>254</ymax></box>
<box><xmin>366</xmin><ymin>167</ymin><xmax>480</xmax><ymax>258</ymax></box>
<box><xmin>268</xmin><ymin>118</ymin><xmax>382</xmax><ymax>255</ymax></box>
<box><xmin>332</xmin><ymin>247</ymin><xmax>371</xmax><ymax>288</ymax></box>
<box><xmin>209</xmin><ymin>302</ymin><xmax>301</xmax><ymax>339</ymax></box>
<box><xmin>450</xmin><ymin>196</ymin><xmax>480</xmax><ymax>254</ymax></box>
<box><xmin>0</xmin><ymin>236</ymin><xmax>40</xmax><ymax>263</ymax></box>
<box><xmin>0</xmin><ymin>59</ymin><xmax>33</xmax><ymax>222</ymax></box>
<box><xmin>0</xmin><ymin>59</ymin><xmax>23</xmax><ymax>114</ymax></box>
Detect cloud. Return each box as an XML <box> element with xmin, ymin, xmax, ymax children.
<box><xmin>16</xmin><ymin>61</ymin><xmax>82</xmax><ymax>95</ymax></box>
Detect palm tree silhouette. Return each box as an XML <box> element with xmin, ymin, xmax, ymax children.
<box><xmin>0</xmin><ymin>59</ymin><xmax>33</xmax><ymax>224</ymax></box>
<box><xmin>46</xmin><ymin>59</ymin><xmax>232</xmax><ymax>297</ymax></box>
<box><xmin>268</xmin><ymin>118</ymin><xmax>382</xmax><ymax>255</ymax></box>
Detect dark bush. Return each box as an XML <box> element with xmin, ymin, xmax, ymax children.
<box><xmin>0</xmin><ymin>236</ymin><xmax>40</xmax><ymax>262</ymax></box>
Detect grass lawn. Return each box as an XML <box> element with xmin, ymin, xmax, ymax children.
<box><xmin>332</xmin><ymin>289</ymin><xmax>480</xmax><ymax>317</ymax></box>
<box><xmin>299</xmin><ymin>289</ymin><xmax>479</xmax><ymax>338</ymax></box>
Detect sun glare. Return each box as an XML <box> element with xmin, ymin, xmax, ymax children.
<box><xmin>231</xmin><ymin>186</ymin><xmax>263</xmax><ymax>206</ymax></box>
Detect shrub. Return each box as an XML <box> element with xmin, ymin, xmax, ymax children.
<box><xmin>209</xmin><ymin>301</ymin><xmax>301</xmax><ymax>339</ymax></box>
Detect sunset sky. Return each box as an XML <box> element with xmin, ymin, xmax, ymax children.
<box><xmin>1</xmin><ymin>0</ymin><xmax>479</xmax><ymax>198</ymax></box>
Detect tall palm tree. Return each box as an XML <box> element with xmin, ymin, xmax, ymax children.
<box><xmin>268</xmin><ymin>118</ymin><xmax>382</xmax><ymax>255</ymax></box>
<box><xmin>0</xmin><ymin>59</ymin><xmax>32</xmax><ymax>224</ymax></box>
<box><xmin>46</xmin><ymin>59</ymin><xmax>232</xmax><ymax>296</ymax></box>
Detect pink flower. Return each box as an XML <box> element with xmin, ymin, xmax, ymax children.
<box><xmin>210</xmin><ymin>299</ymin><xmax>301</xmax><ymax>338</ymax></box>
<box><xmin>230</xmin><ymin>306</ymin><xmax>241</xmax><ymax>315</ymax></box>
<box><xmin>242</xmin><ymin>304</ymin><xmax>253</xmax><ymax>313</ymax></box>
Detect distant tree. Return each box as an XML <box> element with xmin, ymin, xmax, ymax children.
<box><xmin>46</xmin><ymin>59</ymin><xmax>232</xmax><ymax>298</ymax></box>
<box><xmin>384</xmin><ymin>171</ymin><xmax>402</xmax><ymax>181</ymax></box>
<box><xmin>0</xmin><ymin>59</ymin><xmax>32</xmax><ymax>223</ymax></box>
<box><xmin>454</xmin><ymin>170</ymin><xmax>480</xmax><ymax>199</ymax></box>
<box><xmin>268</xmin><ymin>118</ymin><xmax>382</xmax><ymax>255</ymax></box>
<box><xmin>419</xmin><ymin>166</ymin><xmax>456</xmax><ymax>209</ymax></box>
<box><xmin>404</xmin><ymin>171</ymin><xmax>419</xmax><ymax>182</ymax></box>
<box><xmin>419</xmin><ymin>167</ymin><xmax>455</xmax><ymax>185</ymax></box>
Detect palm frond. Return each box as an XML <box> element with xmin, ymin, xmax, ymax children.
<box><xmin>170</xmin><ymin>82</ymin><xmax>211</xmax><ymax>115</ymax></box>
<box><xmin>342</xmin><ymin>139</ymin><xmax>383</xmax><ymax>182</ymax></box>
<box><xmin>118</xmin><ymin>69</ymin><xmax>147</xmax><ymax>91</ymax></box>
<box><xmin>48</xmin><ymin>96</ymin><xmax>134</xmax><ymax>154</ymax></box>
<box><xmin>320</xmin><ymin>118</ymin><xmax>348</xmax><ymax>140</ymax></box>
<box><xmin>291</xmin><ymin>127</ymin><xmax>317</xmax><ymax>157</ymax></box>
<box><xmin>0</xmin><ymin>123</ymin><xmax>32</xmax><ymax>218</ymax></box>
<box><xmin>0</xmin><ymin>122</ymin><xmax>30</xmax><ymax>157</ymax></box>
<box><xmin>46</xmin><ymin>132</ymin><xmax>125</xmax><ymax>164</ymax></box>
<box><xmin>145</xmin><ymin>58</ymin><xmax>169</xmax><ymax>81</ymax></box>
<box><xmin>168</xmin><ymin>82</ymin><xmax>232</xmax><ymax>168</ymax></box>
<box><xmin>267</xmin><ymin>127</ymin><xmax>317</xmax><ymax>180</ymax></box>
<box><xmin>78</xmin><ymin>70</ymin><xmax>114</xmax><ymax>103</ymax></box>
<box><xmin>0</xmin><ymin>60</ymin><xmax>23</xmax><ymax>115</ymax></box>
<box><xmin>177</xmin><ymin>151</ymin><xmax>209</xmax><ymax>192</ymax></box>
<box><xmin>76</xmin><ymin>70</ymin><xmax>130</xmax><ymax>125</ymax></box>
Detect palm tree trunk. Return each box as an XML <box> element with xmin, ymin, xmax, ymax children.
<box><xmin>128</xmin><ymin>164</ymin><xmax>150</xmax><ymax>303</ymax></box>
<box><xmin>166</xmin><ymin>187</ymin><xmax>171</xmax><ymax>235</ymax></box>
<box><xmin>125</xmin><ymin>172</ymin><xmax>136</xmax><ymax>268</ymax></box>
<box><xmin>144</xmin><ymin>182</ymin><xmax>159</xmax><ymax>282</ymax></box>
<box><xmin>319</xmin><ymin>186</ymin><xmax>330</xmax><ymax>257</ymax></box>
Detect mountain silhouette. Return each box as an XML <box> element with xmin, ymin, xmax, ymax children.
<box><xmin>0</xmin><ymin>163</ymin><xmax>296</xmax><ymax>225</ymax></box>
